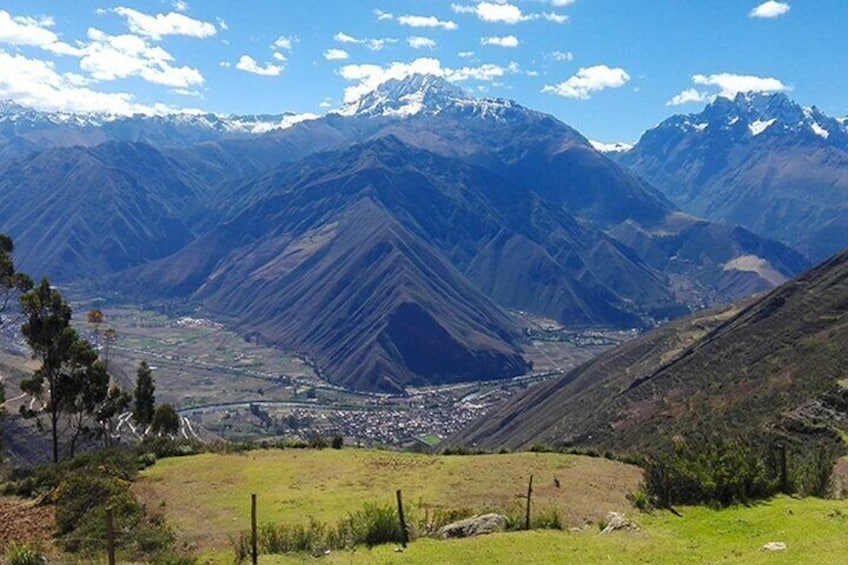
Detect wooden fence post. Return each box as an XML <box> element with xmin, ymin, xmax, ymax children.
<box><xmin>396</xmin><ymin>489</ymin><xmax>408</xmax><ymax>547</ymax></box>
<box><xmin>251</xmin><ymin>493</ymin><xmax>258</xmax><ymax>565</ymax></box>
<box><xmin>106</xmin><ymin>507</ymin><xmax>116</xmax><ymax>565</ymax></box>
<box><xmin>778</xmin><ymin>443</ymin><xmax>788</xmax><ymax>494</ymax></box>
<box><xmin>525</xmin><ymin>475</ymin><xmax>533</xmax><ymax>530</ymax></box>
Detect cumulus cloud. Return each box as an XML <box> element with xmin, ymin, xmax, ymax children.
<box><xmin>749</xmin><ymin>1</ymin><xmax>790</xmax><ymax>18</ymax></box>
<box><xmin>550</xmin><ymin>0</ymin><xmax>576</xmax><ymax>5</ymax></box>
<box><xmin>273</xmin><ymin>36</ymin><xmax>295</xmax><ymax>50</ymax></box>
<box><xmin>542</xmin><ymin>64</ymin><xmax>630</xmax><ymax>99</ymax></box>
<box><xmin>481</xmin><ymin>35</ymin><xmax>519</xmax><ymax>48</ymax></box>
<box><xmin>374</xmin><ymin>9</ymin><xmax>394</xmax><ymax>21</ymax></box>
<box><xmin>235</xmin><ymin>55</ymin><xmax>282</xmax><ymax>76</ymax></box>
<box><xmin>666</xmin><ymin>87</ymin><xmax>712</xmax><ymax>106</ymax></box>
<box><xmin>113</xmin><ymin>7</ymin><xmax>216</xmax><ymax>39</ymax></box>
<box><xmin>452</xmin><ymin>2</ymin><xmax>529</xmax><ymax>24</ymax></box>
<box><xmin>334</xmin><ymin>31</ymin><xmax>396</xmax><ymax>51</ymax></box>
<box><xmin>458</xmin><ymin>51</ymin><xmax>475</xmax><ymax>58</ymax></box>
<box><xmin>666</xmin><ymin>72</ymin><xmax>790</xmax><ymax>105</ymax></box>
<box><xmin>0</xmin><ymin>10</ymin><xmax>82</xmax><ymax>55</ymax></box>
<box><xmin>172</xmin><ymin>1</ymin><xmax>189</xmax><ymax>13</ymax></box>
<box><xmin>407</xmin><ymin>36</ymin><xmax>436</xmax><ymax>49</ymax></box>
<box><xmin>324</xmin><ymin>48</ymin><xmax>349</xmax><ymax>60</ymax></box>
<box><xmin>0</xmin><ymin>49</ymin><xmax>183</xmax><ymax>114</ymax></box>
<box><xmin>78</xmin><ymin>28</ymin><xmax>203</xmax><ymax>88</ymax></box>
<box><xmin>397</xmin><ymin>15</ymin><xmax>458</xmax><ymax>30</ymax></box>
<box><xmin>693</xmin><ymin>72</ymin><xmax>789</xmax><ymax>97</ymax></box>
<box><xmin>337</xmin><ymin>57</ymin><xmax>519</xmax><ymax>103</ymax></box>
<box><xmin>543</xmin><ymin>12</ymin><xmax>569</xmax><ymax>23</ymax></box>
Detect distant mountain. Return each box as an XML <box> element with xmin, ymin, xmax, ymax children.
<box><xmin>0</xmin><ymin>98</ymin><xmax>319</xmax><ymax>155</ymax></box>
<box><xmin>0</xmin><ymin>141</ymin><xmax>206</xmax><ymax>281</ymax></box>
<box><xmin>452</xmin><ymin>246</ymin><xmax>848</xmax><ymax>452</ymax></box>
<box><xmin>620</xmin><ymin>92</ymin><xmax>848</xmax><ymax>262</ymax></box>
<box><xmin>0</xmin><ymin>76</ymin><xmax>811</xmax><ymax>392</ymax></box>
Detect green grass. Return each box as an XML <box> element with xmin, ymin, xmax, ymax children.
<box><xmin>258</xmin><ymin>497</ymin><xmax>848</xmax><ymax>564</ymax></box>
<box><xmin>136</xmin><ymin>449</ymin><xmax>848</xmax><ymax>564</ymax></box>
<box><xmin>135</xmin><ymin>449</ymin><xmax>641</xmax><ymax>556</ymax></box>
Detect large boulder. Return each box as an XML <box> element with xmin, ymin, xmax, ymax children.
<box><xmin>599</xmin><ymin>511</ymin><xmax>639</xmax><ymax>534</ymax></box>
<box><xmin>439</xmin><ymin>513</ymin><xmax>507</xmax><ymax>539</ymax></box>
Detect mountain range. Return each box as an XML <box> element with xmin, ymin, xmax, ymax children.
<box><xmin>0</xmin><ymin>75</ymin><xmax>815</xmax><ymax>392</ymax></box>
<box><xmin>620</xmin><ymin>92</ymin><xmax>848</xmax><ymax>262</ymax></box>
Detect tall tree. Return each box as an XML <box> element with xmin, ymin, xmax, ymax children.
<box><xmin>133</xmin><ymin>360</ymin><xmax>156</xmax><ymax>431</ymax></box>
<box><xmin>1</xmin><ymin>234</ymin><xmax>32</xmax><ymax>458</ymax></box>
<box><xmin>19</xmin><ymin>278</ymin><xmax>103</xmax><ymax>463</ymax></box>
<box><xmin>1</xmin><ymin>234</ymin><xmax>33</xmax><ymax>317</ymax></box>
<box><xmin>151</xmin><ymin>403</ymin><xmax>180</xmax><ymax>436</ymax></box>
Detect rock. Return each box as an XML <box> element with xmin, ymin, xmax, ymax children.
<box><xmin>600</xmin><ymin>511</ymin><xmax>639</xmax><ymax>534</ymax></box>
<box><xmin>439</xmin><ymin>513</ymin><xmax>508</xmax><ymax>539</ymax></box>
<box><xmin>761</xmin><ymin>542</ymin><xmax>787</xmax><ymax>551</ymax></box>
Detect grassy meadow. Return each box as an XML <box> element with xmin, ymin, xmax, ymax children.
<box><xmin>134</xmin><ymin>448</ymin><xmax>848</xmax><ymax>564</ymax></box>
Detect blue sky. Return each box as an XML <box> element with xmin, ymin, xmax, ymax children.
<box><xmin>1</xmin><ymin>0</ymin><xmax>845</xmax><ymax>142</ymax></box>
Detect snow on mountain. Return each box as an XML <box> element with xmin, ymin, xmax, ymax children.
<box><xmin>0</xmin><ymin>99</ymin><xmax>318</xmax><ymax>136</ymax></box>
<box><xmin>639</xmin><ymin>91</ymin><xmax>848</xmax><ymax>149</ymax></box>
<box><xmin>590</xmin><ymin>140</ymin><xmax>633</xmax><ymax>153</ymax></box>
<box><xmin>335</xmin><ymin>73</ymin><xmax>529</xmax><ymax>122</ymax></box>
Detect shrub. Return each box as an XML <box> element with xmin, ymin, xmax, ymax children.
<box><xmin>5</xmin><ymin>543</ymin><xmax>46</xmax><ymax>565</ymax></box>
<box><xmin>533</xmin><ymin>507</ymin><xmax>563</xmax><ymax>530</ymax></box>
<box><xmin>331</xmin><ymin>435</ymin><xmax>344</xmax><ymax>449</ymax></box>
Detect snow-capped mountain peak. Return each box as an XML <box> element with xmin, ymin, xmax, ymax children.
<box><xmin>642</xmin><ymin>91</ymin><xmax>848</xmax><ymax>147</ymax></box>
<box><xmin>336</xmin><ymin>73</ymin><xmax>526</xmax><ymax>121</ymax></box>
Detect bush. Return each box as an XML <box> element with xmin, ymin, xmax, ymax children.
<box><xmin>331</xmin><ymin>435</ymin><xmax>344</xmax><ymax>449</ymax></box>
<box><xmin>643</xmin><ymin>436</ymin><xmax>781</xmax><ymax>507</ymax></box>
<box><xmin>5</xmin><ymin>543</ymin><xmax>46</xmax><ymax>565</ymax></box>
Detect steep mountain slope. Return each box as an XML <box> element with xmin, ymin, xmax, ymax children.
<box><xmin>453</xmin><ymin>247</ymin><xmax>848</xmax><ymax>452</ymax></box>
<box><xmin>620</xmin><ymin>92</ymin><xmax>848</xmax><ymax>261</ymax></box>
<box><xmin>0</xmin><ymin>75</ymin><xmax>813</xmax><ymax>392</ymax></box>
<box><xmin>0</xmin><ymin>141</ymin><xmax>205</xmax><ymax>281</ymax></box>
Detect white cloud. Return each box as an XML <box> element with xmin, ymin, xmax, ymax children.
<box><xmin>550</xmin><ymin>0</ymin><xmax>576</xmax><ymax>5</ymax></box>
<box><xmin>666</xmin><ymin>87</ymin><xmax>712</xmax><ymax>106</ymax></box>
<box><xmin>551</xmin><ymin>50</ymin><xmax>573</xmax><ymax>61</ymax></box>
<box><xmin>272</xmin><ymin>52</ymin><xmax>287</xmax><ymax>62</ymax></box>
<box><xmin>273</xmin><ymin>36</ymin><xmax>295</xmax><ymax>50</ymax></box>
<box><xmin>481</xmin><ymin>35</ymin><xmax>519</xmax><ymax>48</ymax></box>
<box><xmin>172</xmin><ymin>1</ymin><xmax>189</xmax><ymax>13</ymax></box>
<box><xmin>457</xmin><ymin>51</ymin><xmax>475</xmax><ymax>58</ymax></box>
<box><xmin>374</xmin><ymin>9</ymin><xmax>394</xmax><ymax>21</ymax></box>
<box><xmin>216</xmin><ymin>17</ymin><xmax>228</xmax><ymax>31</ymax></box>
<box><xmin>397</xmin><ymin>15</ymin><xmax>458</xmax><ymax>30</ymax></box>
<box><xmin>543</xmin><ymin>12</ymin><xmax>569</xmax><ymax>24</ymax></box>
<box><xmin>113</xmin><ymin>7</ymin><xmax>216</xmax><ymax>39</ymax></box>
<box><xmin>79</xmin><ymin>28</ymin><xmax>203</xmax><ymax>88</ymax></box>
<box><xmin>324</xmin><ymin>48</ymin><xmax>349</xmax><ymax>61</ymax></box>
<box><xmin>692</xmin><ymin>72</ymin><xmax>789</xmax><ymax>98</ymax></box>
<box><xmin>319</xmin><ymin>97</ymin><xmax>333</xmax><ymax>108</ymax></box>
<box><xmin>235</xmin><ymin>55</ymin><xmax>282</xmax><ymax>76</ymax></box>
<box><xmin>749</xmin><ymin>1</ymin><xmax>790</xmax><ymax>18</ymax></box>
<box><xmin>542</xmin><ymin>64</ymin><xmax>630</xmax><ymax>99</ymax></box>
<box><xmin>0</xmin><ymin>49</ymin><xmax>183</xmax><ymax>115</ymax></box>
<box><xmin>0</xmin><ymin>10</ymin><xmax>82</xmax><ymax>56</ymax></box>
<box><xmin>408</xmin><ymin>36</ymin><xmax>436</xmax><ymax>49</ymax></box>
<box><xmin>666</xmin><ymin>72</ymin><xmax>790</xmax><ymax>105</ymax></box>
<box><xmin>334</xmin><ymin>31</ymin><xmax>396</xmax><ymax>51</ymax></box>
<box><xmin>338</xmin><ymin>57</ymin><xmax>518</xmax><ymax>103</ymax></box>
<box><xmin>453</xmin><ymin>2</ymin><xmax>531</xmax><ymax>24</ymax></box>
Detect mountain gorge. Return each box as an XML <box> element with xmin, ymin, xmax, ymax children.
<box><xmin>0</xmin><ymin>76</ymin><xmax>812</xmax><ymax>391</ymax></box>
<box><xmin>620</xmin><ymin>92</ymin><xmax>848</xmax><ymax>262</ymax></box>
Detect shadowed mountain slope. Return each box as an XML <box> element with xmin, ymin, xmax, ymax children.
<box><xmin>453</xmin><ymin>247</ymin><xmax>848</xmax><ymax>451</ymax></box>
